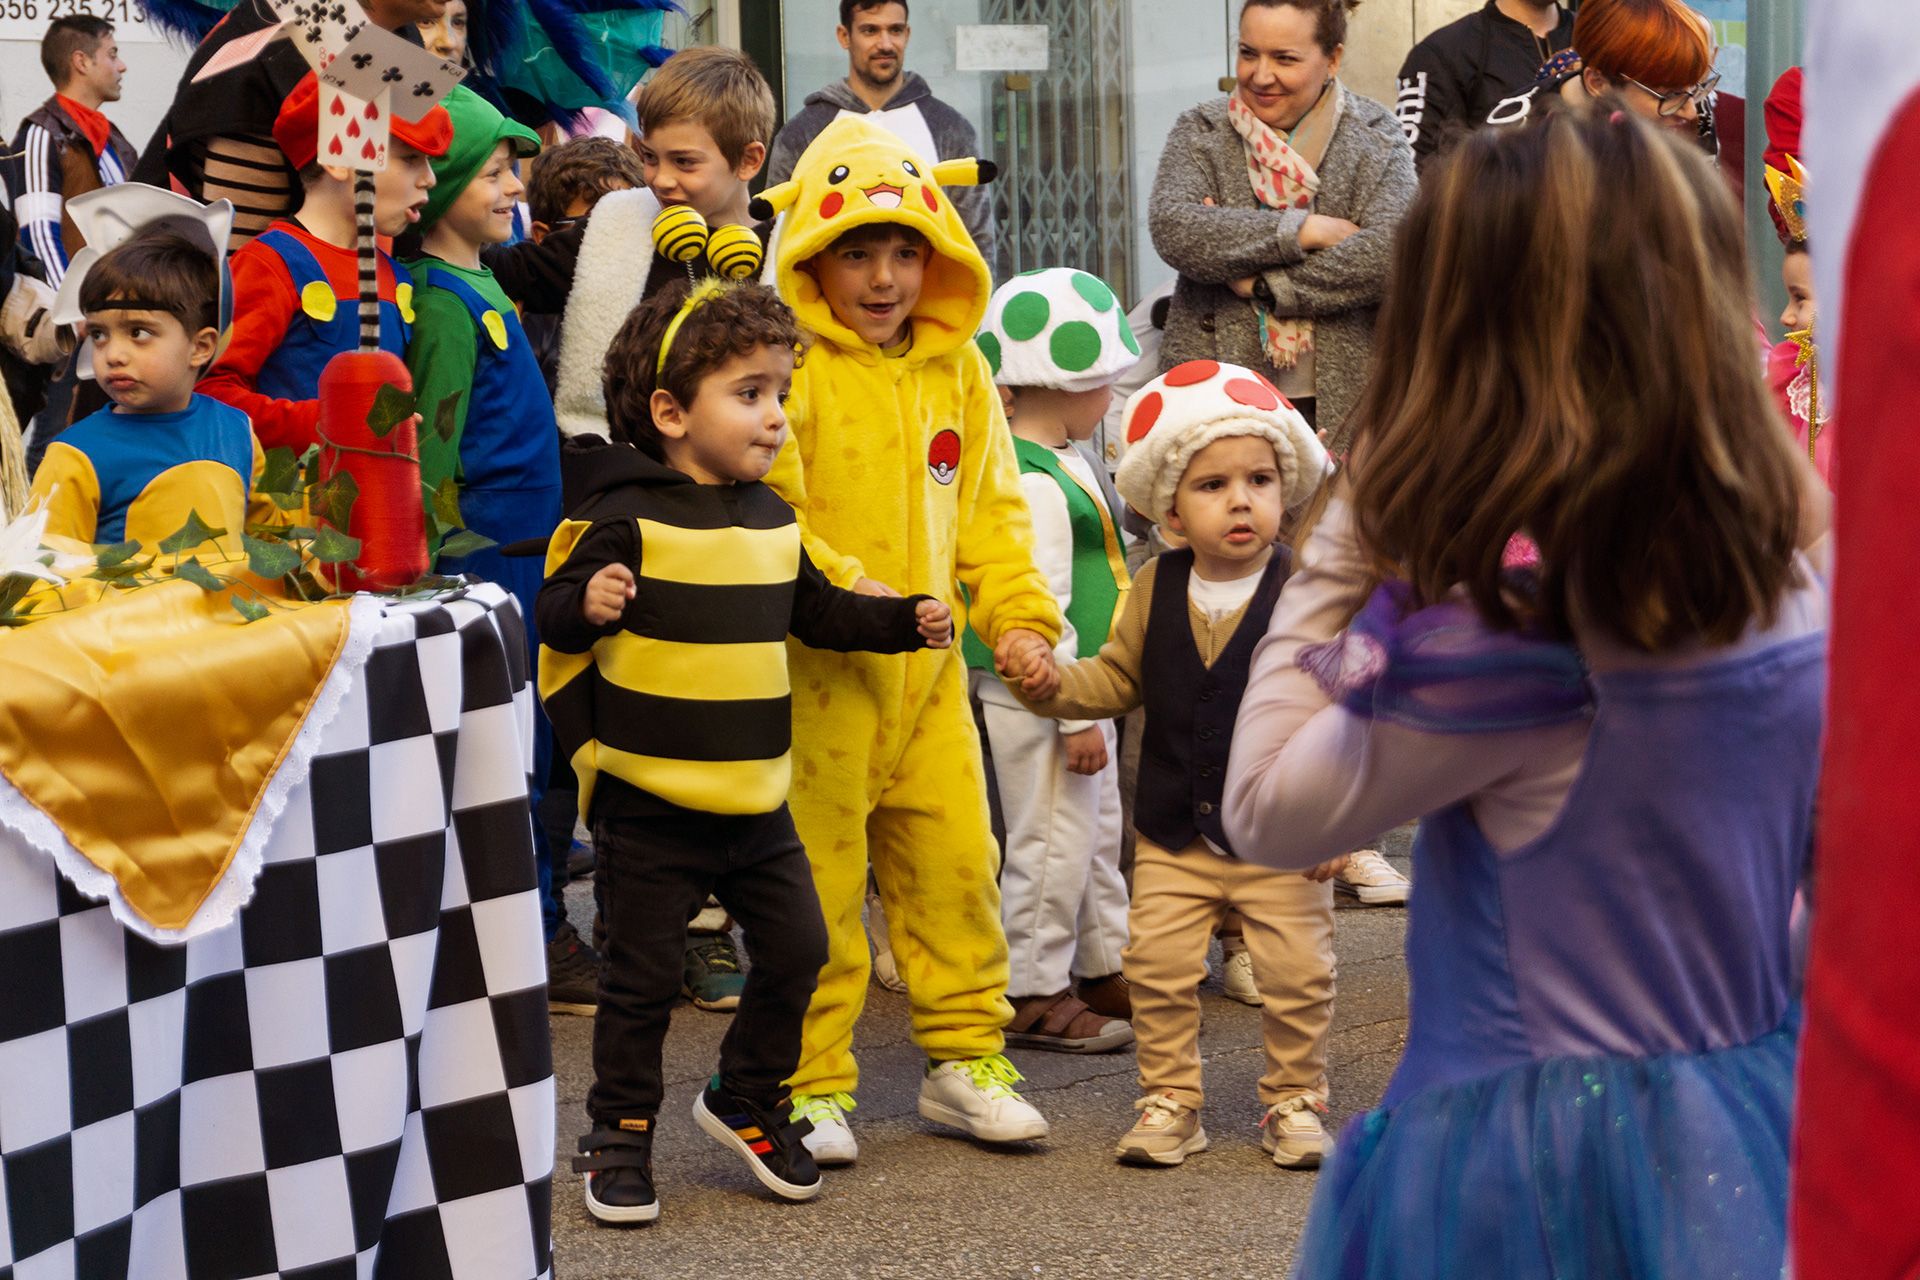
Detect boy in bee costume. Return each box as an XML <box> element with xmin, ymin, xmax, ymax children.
<box><xmin>753</xmin><ymin>116</ymin><xmax>1066</xmax><ymax>1160</ymax></box>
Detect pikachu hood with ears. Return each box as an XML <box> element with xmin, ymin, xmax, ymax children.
<box><xmin>751</xmin><ymin>115</ymin><xmax>997</xmax><ymax>359</ymax></box>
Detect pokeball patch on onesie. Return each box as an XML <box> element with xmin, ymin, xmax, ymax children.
<box><xmin>928</xmin><ymin>429</ymin><xmax>961</xmax><ymax>485</ymax></box>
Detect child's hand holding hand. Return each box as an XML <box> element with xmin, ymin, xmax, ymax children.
<box><xmin>582</xmin><ymin>563</ymin><xmax>636</xmax><ymax>626</ymax></box>
<box><xmin>995</xmin><ymin>628</ymin><xmax>1060</xmax><ymax>700</ymax></box>
<box><xmin>1063</xmin><ymin>726</ymin><xmax>1108</xmax><ymax>775</ymax></box>
<box><xmin>916</xmin><ymin>599</ymin><xmax>954</xmax><ymax>648</ymax></box>
<box><xmin>1301</xmin><ymin>853</ymin><xmax>1351</xmax><ymax>884</ymax></box>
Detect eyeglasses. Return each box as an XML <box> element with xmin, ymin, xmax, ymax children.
<box><xmin>1620</xmin><ymin>71</ymin><xmax>1721</xmax><ymax>117</ymax></box>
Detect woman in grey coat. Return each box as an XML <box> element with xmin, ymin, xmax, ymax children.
<box><xmin>1150</xmin><ymin>0</ymin><xmax>1417</xmax><ymax>450</ymax></box>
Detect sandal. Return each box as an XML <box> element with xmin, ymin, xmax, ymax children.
<box><xmin>1005</xmin><ymin>990</ymin><xmax>1134</xmax><ymax>1054</ymax></box>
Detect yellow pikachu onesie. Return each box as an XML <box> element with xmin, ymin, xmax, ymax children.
<box><xmin>755</xmin><ymin>116</ymin><xmax>1064</xmax><ymax>1096</ymax></box>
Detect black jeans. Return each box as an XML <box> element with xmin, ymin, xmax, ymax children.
<box><xmin>589</xmin><ymin>803</ymin><xmax>827</xmax><ymax>1126</ymax></box>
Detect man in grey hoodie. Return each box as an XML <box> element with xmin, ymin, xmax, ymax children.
<box><xmin>767</xmin><ymin>0</ymin><xmax>997</xmax><ymax>271</ymax></box>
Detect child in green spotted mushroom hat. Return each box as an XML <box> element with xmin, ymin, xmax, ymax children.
<box><xmin>964</xmin><ymin>266</ymin><xmax>1144</xmax><ymax>1053</ymax></box>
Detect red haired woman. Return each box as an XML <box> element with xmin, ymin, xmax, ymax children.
<box><xmin>1487</xmin><ymin>0</ymin><xmax>1719</xmax><ymax>151</ymax></box>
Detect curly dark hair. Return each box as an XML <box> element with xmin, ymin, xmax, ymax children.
<box><xmin>525</xmin><ymin>136</ymin><xmax>645</xmax><ymax>226</ymax></box>
<box><xmin>603</xmin><ymin>278</ymin><xmax>805</xmax><ymax>457</ymax></box>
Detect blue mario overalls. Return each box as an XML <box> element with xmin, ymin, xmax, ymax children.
<box><xmin>250</xmin><ymin>229</ymin><xmax>413</xmax><ymax>395</ymax></box>
<box><xmin>421</xmin><ymin>268</ymin><xmax>565</xmax><ymax>928</ymax></box>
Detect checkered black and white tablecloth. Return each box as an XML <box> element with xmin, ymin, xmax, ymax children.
<box><xmin>0</xmin><ymin>585</ymin><xmax>555</xmax><ymax>1280</ymax></box>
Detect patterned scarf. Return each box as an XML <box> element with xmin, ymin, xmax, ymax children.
<box><xmin>1227</xmin><ymin>83</ymin><xmax>1342</xmax><ymax>370</ymax></box>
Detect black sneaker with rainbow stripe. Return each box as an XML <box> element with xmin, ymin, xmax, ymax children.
<box><xmin>692</xmin><ymin>1078</ymin><xmax>824</xmax><ymax>1201</ymax></box>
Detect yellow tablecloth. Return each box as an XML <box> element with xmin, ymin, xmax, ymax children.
<box><xmin>0</xmin><ymin>579</ymin><xmax>351</xmax><ymax>930</ymax></box>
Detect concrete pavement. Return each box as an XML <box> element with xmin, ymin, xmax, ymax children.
<box><xmin>547</xmin><ymin>834</ymin><xmax>1412</xmax><ymax>1280</ymax></box>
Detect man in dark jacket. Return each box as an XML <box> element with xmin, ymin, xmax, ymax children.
<box><xmin>9</xmin><ymin>15</ymin><xmax>134</xmax><ymax>290</ymax></box>
<box><xmin>766</xmin><ymin>0</ymin><xmax>996</xmax><ymax>270</ymax></box>
<box><xmin>1395</xmin><ymin>0</ymin><xmax>1574</xmax><ymax>172</ymax></box>
<box><xmin>8</xmin><ymin>15</ymin><xmax>134</xmax><ymax>470</ymax></box>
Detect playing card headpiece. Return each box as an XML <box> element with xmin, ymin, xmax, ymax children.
<box><xmin>50</xmin><ymin>183</ymin><xmax>238</xmax><ymax>369</ymax></box>
<box><xmin>1115</xmin><ymin>360</ymin><xmax>1331</xmax><ymax>527</ymax></box>
<box><xmin>274</xmin><ymin>71</ymin><xmax>454</xmax><ymax>171</ymax></box>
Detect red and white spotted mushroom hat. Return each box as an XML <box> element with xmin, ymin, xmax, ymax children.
<box><xmin>1115</xmin><ymin>359</ymin><xmax>1331</xmax><ymax>525</ymax></box>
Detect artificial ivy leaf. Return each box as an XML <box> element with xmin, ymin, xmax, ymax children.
<box><xmin>285</xmin><ymin>525</ymin><xmax>321</xmax><ymax>542</ymax></box>
<box><xmin>258</xmin><ymin>446</ymin><xmax>301</xmax><ymax>498</ymax></box>
<box><xmin>174</xmin><ymin>558</ymin><xmax>224</xmax><ymax>591</ymax></box>
<box><xmin>91</xmin><ymin>539</ymin><xmax>142</xmax><ymax>568</ymax></box>
<box><xmin>87</xmin><ymin>557</ymin><xmax>151</xmax><ymax>582</ymax></box>
<box><xmin>232</xmin><ymin>596</ymin><xmax>270</xmax><ymax>622</ymax></box>
<box><xmin>432</xmin><ymin>390</ymin><xmax>464</xmax><ymax>443</ymax></box>
<box><xmin>300</xmin><ymin>444</ymin><xmax>323</xmax><ymax>489</ymax></box>
<box><xmin>157</xmin><ymin>510</ymin><xmax>227</xmax><ymax>555</ymax></box>
<box><xmin>366</xmin><ymin>383</ymin><xmax>417</xmax><ymax>438</ymax></box>
<box><xmin>243</xmin><ymin>533</ymin><xmax>303</xmax><ymax>580</ymax></box>
<box><xmin>310</xmin><ymin>525</ymin><xmax>363</xmax><ymax>565</ymax></box>
<box><xmin>309</xmin><ymin>471</ymin><xmax>360</xmax><ymax>534</ymax></box>
<box><xmin>430</xmin><ymin>477</ymin><xmax>463</xmax><ymax>532</ymax></box>
<box><xmin>435</xmin><ymin>529</ymin><xmax>497</xmax><ymax>560</ymax></box>
<box><xmin>0</xmin><ymin>576</ymin><xmax>34</xmax><ymax>614</ymax></box>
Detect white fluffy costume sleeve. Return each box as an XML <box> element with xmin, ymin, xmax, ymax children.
<box><xmin>754</xmin><ymin>116</ymin><xmax>1064</xmax><ymax>1094</ymax></box>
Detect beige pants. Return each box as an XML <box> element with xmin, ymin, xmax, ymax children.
<box><xmin>1124</xmin><ymin>835</ymin><xmax>1336</xmax><ymax>1111</ymax></box>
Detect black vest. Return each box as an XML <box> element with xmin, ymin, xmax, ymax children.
<box><xmin>1134</xmin><ymin>549</ymin><xmax>1290</xmax><ymax>856</ymax></box>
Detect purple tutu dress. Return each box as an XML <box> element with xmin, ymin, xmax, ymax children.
<box><xmin>1294</xmin><ymin>581</ymin><xmax>1823</xmax><ymax>1279</ymax></box>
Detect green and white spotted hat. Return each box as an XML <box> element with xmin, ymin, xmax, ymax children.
<box><xmin>977</xmin><ymin>267</ymin><xmax>1141</xmax><ymax>393</ymax></box>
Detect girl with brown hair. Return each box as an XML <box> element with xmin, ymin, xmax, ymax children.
<box><xmin>1222</xmin><ymin>110</ymin><xmax>1824</xmax><ymax>1276</ymax></box>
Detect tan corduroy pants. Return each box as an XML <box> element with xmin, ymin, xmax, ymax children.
<box><xmin>1124</xmin><ymin>835</ymin><xmax>1336</xmax><ymax>1111</ymax></box>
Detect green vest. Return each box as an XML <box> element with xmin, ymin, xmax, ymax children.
<box><xmin>963</xmin><ymin>438</ymin><xmax>1129</xmax><ymax>670</ymax></box>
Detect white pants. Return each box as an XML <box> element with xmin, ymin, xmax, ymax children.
<box><xmin>981</xmin><ymin>700</ymin><xmax>1129</xmax><ymax>998</ymax></box>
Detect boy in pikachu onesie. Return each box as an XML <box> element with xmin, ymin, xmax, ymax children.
<box><xmin>752</xmin><ymin>115</ymin><xmax>1067</xmax><ymax>1161</ymax></box>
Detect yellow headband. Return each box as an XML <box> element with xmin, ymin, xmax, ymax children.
<box><xmin>656</xmin><ymin>278</ymin><xmax>733</xmax><ymax>378</ymax></box>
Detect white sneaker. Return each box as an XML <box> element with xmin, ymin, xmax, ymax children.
<box><xmin>1334</xmin><ymin>850</ymin><xmax>1410</xmax><ymax>905</ymax></box>
<box><xmin>1219</xmin><ymin>939</ymin><xmax>1261</xmax><ymax>1006</ymax></box>
<box><xmin>918</xmin><ymin>1055</ymin><xmax>1050</xmax><ymax>1143</ymax></box>
<box><xmin>1114</xmin><ymin>1092</ymin><xmax>1209</xmax><ymax>1167</ymax></box>
<box><xmin>1259</xmin><ymin>1096</ymin><xmax>1332</xmax><ymax>1169</ymax></box>
<box><xmin>791</xmin><ymin>1092</ymin><xmax>859</xmax><ymax>1166</ymax></box>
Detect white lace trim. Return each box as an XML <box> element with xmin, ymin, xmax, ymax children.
<box><xmin>0</xmin><ymin>593</ymin><xmax>385</xmax><ymax>945</ymax></box>
<box><xmin>1787</xmin><ymin>366</ymin><xmax>1832</xmax><ymax>428</ymax></box>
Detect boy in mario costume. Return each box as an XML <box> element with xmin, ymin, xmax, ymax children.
<box><xmin>753</xmin><ymin>115</ymin><xmax>1066</xmax><ymax>1159</ymax></box>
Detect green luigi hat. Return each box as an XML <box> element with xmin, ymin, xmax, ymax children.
<box><xmin>977</xmin><ymin>267</ymin><xmax>1142</xmax><ymax>393</ymax></box>
<box><xmin>421</xmin><ymin>86</ymin><xmax>541</xmax><ymax>230</ymax></box>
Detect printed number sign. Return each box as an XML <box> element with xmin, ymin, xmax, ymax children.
<box><xmin>0</xmin><ymin>0</ymin><xmax>164</xmax><ymax>42</ymax></box>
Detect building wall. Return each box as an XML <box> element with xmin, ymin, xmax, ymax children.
<box><xmin>1</xmin><ymin>28</ymin><xmax>190</xmax><ymax>184</ymax></box>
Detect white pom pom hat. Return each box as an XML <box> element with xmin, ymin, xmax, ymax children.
<box><xmin>1114</xmin><ymin>359</ymin><xmax>1332</xmax><ymax>526</ymax></box>
<box><xmin>976</xmin><ymin>267</ymin><xmax>1142</xmax><ymax>392</ymax></box>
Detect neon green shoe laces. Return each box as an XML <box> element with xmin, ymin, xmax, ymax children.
<box><xmin>938</xmin><ymin>1054</ymin><xmax>1026</xmax><ymax>1100</ymax></box>
<box><xmin>790</xmin><ymin>1091</ymin><xmax>856</xmax><ymax>1126</ymax></box>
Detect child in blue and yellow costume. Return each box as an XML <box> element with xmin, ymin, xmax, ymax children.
<box><xmin>753</xmin><ymin>116</ymin><xmax>1067</xmax><ymax>1158</ymax></box>
<box><xmin>30</xmin><ymin>185</ymin><xmax>274</xmax><ymax>550</ymax></box>
<box><xmin>198</xmin><ymin>74</ymin><xmax>451</xmax><ymax>455</ymax></box>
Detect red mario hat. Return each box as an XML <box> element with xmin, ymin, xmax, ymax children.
<box><xmin>272</xmin><ymin>72</ymin><xmax>453</xmax><ymax>171</ymax></box>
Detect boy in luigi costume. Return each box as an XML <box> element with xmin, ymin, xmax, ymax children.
<box><xmin>403</xmin><ymin>87</ymin><xmax>578</xmax><ymax>990</ymax></box>
<box><xmin>966</xmin><ymin>266</ymin><xmax>1143</xmax><ymax>1054</ymax></box>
